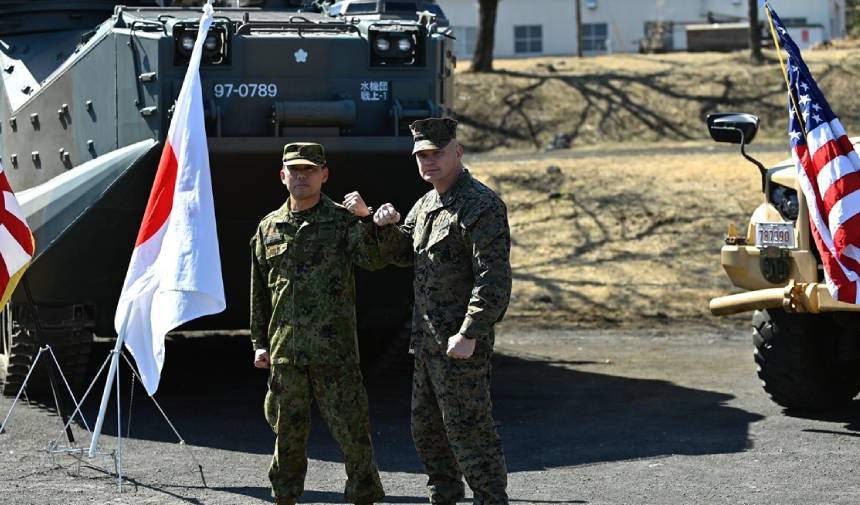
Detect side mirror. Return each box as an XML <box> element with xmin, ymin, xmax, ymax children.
<box><xmin>707</xmin><ymin>113</ymin><xmax>759</xmax><ymax>145</ymax></box>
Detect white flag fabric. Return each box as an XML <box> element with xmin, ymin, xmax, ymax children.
<box><xmin>115</xmin><ymin>1</ymin><xmax>225</xmax><ymax>395</ymax></box>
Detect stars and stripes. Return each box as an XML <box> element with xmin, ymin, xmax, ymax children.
<box><xmin>0</xmin><ymin>164</ymin><xmax>34</xmax><ymax>308</ymax></box>
<box><xmin>769</xmin><ymin>5</ymin><xmax>860</xmax><ymax>303</ymax></box>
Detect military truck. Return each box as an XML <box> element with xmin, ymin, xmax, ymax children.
<box><xmin>707</xmin><ymin>113</ymin><xmax>860</xmax><ymax>410</ymax></box>
<box><xmin>0</xmin><ymin>0</ymin><xmax>455</xmax><ymax>395</ymax></box>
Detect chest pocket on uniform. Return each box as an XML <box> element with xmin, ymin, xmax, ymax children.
<box><xmin>301</xmin><ymin>223</ymin><xmax>342</xmax><ymax>265</ymax></box>
<box><xmin>264</xmin><ymin>235</ymin><xmax>291</xmax><ymax>287</ymax></box>
<box><xmin>304</xmin><ymin>223</ymin><xmax>338</xmax><ymax>244</ymax></box>
<box><xmin>265</xmin><ymin>225</ymin><xmax>291</xmax><ymax>256</ymax></box>
<box><xmin>426</xmin><ymin>226</ymin><xmax>451</xmax><ymax>251</ymax></box>
<box><xmin>426</xmin><ymin>213</ymin><xmax>455</xmax><ymax>251</ymax></box>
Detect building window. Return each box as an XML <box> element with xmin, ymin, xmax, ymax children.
<box><xmin>781</xmin><ymin>17</ymin><xmax>809</xmax><ymax>27</ymax></box>
<box><xmin>452</xmin><ymin>26</ymin><xmax>478</xmax><ymax>57</ymax></box>
<box><xmin>641</xmin><ymin>21</ymin><xmax>674</xmax><ymax>52</ymax></box>
<box><xmin>582</xmin><ymin>23</ymin><xmax>608</xmax><ymax>52</ymax></box>
<box><xmin>514</xmin><ymin>25</ymin><xmax>543</xmax><ymax>54</ymax></box>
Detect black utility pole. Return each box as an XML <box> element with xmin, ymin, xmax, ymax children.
<box><xmin>576</xmin><ymin>0</ymin><xmax>583</xmax><ymax>57</ymax></box>
<box><xmin>749</xmin><ymin>0</ymin><xmax>764</xmax><ymax>62</ymax></box>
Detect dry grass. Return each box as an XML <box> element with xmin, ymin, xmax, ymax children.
<box><xmin>451</xmin><ymin>49</ymin><xmax>860</xmax><ymax>328</ymax></box>
<box><xmin>454</xmin><ymin>49</ymin><xmax>860</xmax><ymax>152</ymax></box>
<box><xmin>466</xmin><ymin>142</ymin><xmax>787</xmax><ymax>328</ymax></box>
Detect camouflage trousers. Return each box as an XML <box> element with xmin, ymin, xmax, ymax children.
<box><xmin>411</xmin><ymin>351</ymin><xmax>508</xmax><ymax>505</ymax></box>
<box><xmin>264</xmin><ymin>363</ymin><xmax>385</xmax><ymax>503</ymax></box>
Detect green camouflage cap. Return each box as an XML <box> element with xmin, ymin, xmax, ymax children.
<box><xmin>282</xmin><ymin>142</ymin><xmax>326</xmax><ymax>167</ymax></box>
<box><xmin>410</xmin><ymin>117</ymin><xmax>457</xmax><ymax>155</ymax></box>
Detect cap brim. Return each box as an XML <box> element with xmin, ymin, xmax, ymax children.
<box><xmin>412</xmin><ymin>138</ymin><xmax>452</xmax><ymax>155</ymax></box>
<box><xmin>283</xmin><ymin>158</ymin><xmax>323</xmax><ymax>167</ymax></box>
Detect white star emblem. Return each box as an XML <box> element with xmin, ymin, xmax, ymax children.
<box><xmin>799</xmin><ymin>82</ymin><xmax>809</xmax><ymax>91</ymax></box>
<box><xmin>779</xmin><ymin>27</ymin><xmax>787</xmax><ymax>35</ymax></box>
<box><xmin>812</xmin><ymin>103</ymin><xmax>822</xmax><ymax>112</ymax></box>
<box><xmin>813</xmin><ymin>113</ymin><xmax>822</xmax><ymax>123</ymax></box>
<box><xmin>802</xmin><ymin>110</ymin><xmax>810</xmax><ymax>121</ymax></box>
<box><xmin>790</xmin><ymin>65</ymin><xmax>799</xmax><ymax>74</ymax></box>
<box><xmin>798</xmin><ymin>94</ymin><xmax>811</xmax><ymax>106</ymax></box>
<box><xmin>790</xmin><ymin>131</ymin><xmax>802</xmax><ymax>141</ymax></box>
<box><xmin>294</xmin><ymin>48</ymin><xmax>308</xmax><ymax>63</ymax></box>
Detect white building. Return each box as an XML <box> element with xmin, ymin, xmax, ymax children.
<box><xmin>439</xmin><ymin>0</ymin><xmax>847</xmax><ymax>58</ymax></box>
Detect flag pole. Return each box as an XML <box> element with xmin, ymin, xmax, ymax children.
<box><xmin>763</xmin><ymin>0</ymin><xmax>807</xmax><ymax>138</ymax></box>
<box><xmin>87</xmin><ymin>321</ymin><xmax>127</xmax><ymax>458</ymax></box>
<box><xmin>115</xmin><ymin>343</ymin><xmax>123</xmax><ymax>491</ymax></box>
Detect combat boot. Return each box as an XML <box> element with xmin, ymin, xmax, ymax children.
<box><xmin>274</xmin><ymin>497</ymin><xmax>296</xmax><ymax>505</ymax></box>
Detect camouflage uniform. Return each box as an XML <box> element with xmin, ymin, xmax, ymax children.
<box><xmin>250</xmin><ymin>143</ymin><xmax>385</xmax><ymax>504</ymax></box>
<box><xmin>380</xmin><ymin>118</ymin><xmax>512</xmax><ymax>505</ymax></box>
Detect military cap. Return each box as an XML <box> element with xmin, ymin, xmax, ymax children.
<box><xmin>410</xmin><ymin>117</ymin><xmax>457</xmax><ymax>155</ymax></box>
<box><xmin>282</xmin><ymin>142</ymin><xmax>326</xmax><ymax>167</ymax></box>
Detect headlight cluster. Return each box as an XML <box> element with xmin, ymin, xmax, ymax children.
<box><xmin>370</xmin><ymin>29</ymin><xmax>422</xmax><ymax>66</ymax></box>
<box><xmin>770</xmin><ymin>185</ymin><xmax>799</xmax><ymax>221</ymax></box>
<box><xmin>174</xmin><ymin>24</ymin><xmax>230</xmax><ymax>65</ymax></box>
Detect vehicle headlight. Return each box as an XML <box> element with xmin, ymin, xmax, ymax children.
<box><xmin>375</xmin><ymin>38</ymin><xmax>391</xmax><ymax>52</ymax></box>
<box><xmin>770</xmin><ymin>185</ymin><xmax>800</xmax><ymax>221</ymax></box>
<box><xmin>174</xmin><ymin>24</ymin><xmax>230</xmax><ymax>66</ymax></box>
<box><xmin>180</xmin><ymin>34</ymin><xmax>195</xmax><ymax>53</ymax></box>
<box><xmin>204</xmin><ymin>34</ymin><xmax>218</xmax><ymax>52</ymax></box>
<box><xmin>370</xmin><ymin>30</ymin><xmax>422</xmax><ymax>67</ymax></box>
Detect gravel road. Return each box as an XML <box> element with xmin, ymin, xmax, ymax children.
<box><xmin>1</xmin><ymin>324</ymin><xmax>859</xmax><ymax>505</ymax></box>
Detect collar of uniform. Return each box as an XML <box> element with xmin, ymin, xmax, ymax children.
<box><xmin>273</xmin><ymin>194</ymin><xmax>336</xmax><ymax>224</ymax></box>
<box><xmin>439</xmin><ymin>169</ymin><xmax>471</xmax><ymax>206</ymax></box>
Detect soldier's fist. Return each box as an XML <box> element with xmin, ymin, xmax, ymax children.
<box><xmin>374</xmin><ymin>203</ymin><xmax>401</xmax><ymax>226</ymax></box>
<box><xmin>446</xmin><ymin>334</ymin><xmax>475</xmax><ymax>359</ymax></box>
<box><xmin>254</xmin><ymin>349</ymin><xmax>271</xmax><ymax>369</ymax></box>
<box><xmin>342</xmin><ymin>191</ymin><xmax>371</xmax><ymax>218</ymax></box>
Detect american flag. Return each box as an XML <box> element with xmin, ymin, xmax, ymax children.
<box><xmin>0</xmin><ymin>162</ymin><xmax>34</xmax><ymax>308</ymax></box>
<box><xmin>769</xmin><ymin>5</ymin><xmax>860</xmax><ymax>303</ymax></box>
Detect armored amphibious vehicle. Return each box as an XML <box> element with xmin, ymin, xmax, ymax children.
<box><xmin>0</xmin><ymin>0</ymin><xmax>455</xmax><ymax>394</ymax></box>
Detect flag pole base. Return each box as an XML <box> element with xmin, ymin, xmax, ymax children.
<box><xmin>1</xmin><ymin>346</ymin><xmax>125</xmax><ymax>489</ymax></box>
<box><xmin>4</xmin><ymin>347</ymin><xmax>207</xmax><ymax>492</ymax></box>
<box><xmin>1</xmin><ymin>345</ymin><xmax>93</xmax><ymax>439</ymax></box>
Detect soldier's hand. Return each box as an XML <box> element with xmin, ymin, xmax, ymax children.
<box><xmin>446</xmin><ymin>334</ymin><xmax>475</xmax><ymax>359</ymax></box>
<box><xmin>254</xmin><ymin>349</ymin><xmax>271</xmax><ymax>369</ymax></box>
<box><xmin>342</xmin><ymin>191</ymin><xmax>371</xmax><ymax>218</ymax></box>
<box><xmin>374</xmin><ymin>203</ymin><xmax>401</xmax><ymax>226</ymax></box>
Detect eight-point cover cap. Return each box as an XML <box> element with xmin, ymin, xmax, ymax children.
<box><xmin>410</xmin><ymin>117</ymin><xmax>457</xmax><ymax>155</ymax></box>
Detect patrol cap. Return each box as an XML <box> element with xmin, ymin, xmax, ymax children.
<box><xmin>409</xmin><ymin>117</ymin><xmax>457</xmax><ymax>155</ymax></box>
<box><xmin>282</xmin><ymin>142</ymin><xmax>326</xmax><ymax>167</ymax></box>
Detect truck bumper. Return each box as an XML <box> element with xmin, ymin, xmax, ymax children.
<box><xmin>710</xmin><ymin>281</ymin><xmax>860</xmax><ymax>316</ymax></box>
